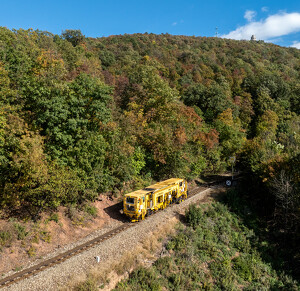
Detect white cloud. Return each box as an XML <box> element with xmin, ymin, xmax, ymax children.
<box><xmin>261</xmin><ymin>7</ymin><xmax>269</xmax><ymax>12</ymax></box>
<box><xmin>222</xmin><ymin>12</ymin><xmax>300</xmax><ymax>40</ymax></box>
<box><xmin>291</xmin><ymin>41</ymin><xmax>300</xmax><ymax>49</ymax></box>
<box><xmin>265</xmin><ymin>37</ymin><xmax>283</xmax><ymax>43</ymax></box>
<box><xmin>244</xmin><ymin>10</ymin><xmax>256</xmax><ymax>22</ymax></box>
<box><xmin>172</xmin><ymin>20</ymin><xmax>184</xmax><ymax>26</ymax></box>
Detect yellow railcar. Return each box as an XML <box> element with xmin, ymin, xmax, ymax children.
<box><xmin>123</xmin><ymin>178</ymin><xmax>188</xmax><ymax>222</ymax></box>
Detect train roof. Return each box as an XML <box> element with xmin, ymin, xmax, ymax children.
<box><xmin>124</xmin><ymin>178</ymin><xmax>184</xmax><ymax>198</ymax></box>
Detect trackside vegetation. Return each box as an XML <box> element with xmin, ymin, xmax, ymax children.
<box><xmin>114</xmin><ymin>200</ymin><xmax>299</xmax><ymax>290</ymax></box>
<box><xmin>0</xmin><ymin>28</ymin><xmax>299</xmax><ymax>284</ymax></box>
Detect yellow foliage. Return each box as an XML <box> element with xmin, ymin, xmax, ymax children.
<box><xmin>143</xmin><ymin>55</ymin><xmax>150</xmax><ymax>61</ymax></box>
<box><xmin>217</xmin><ymin>108</ymin><xmax>234</xmax><ymax>126</ymax></box>
<box><xmin>256</xmin><ymin>110</ymin><xmax>279</xmax><ymax>139</ymax></box>
<box><xmin>6</xmin><ymin>113</ymin><xmax>49</xmax><ymax>184</ymax></box>
<box><xmin>33</xmin><ymin>49</ymin><xmax>66</xmax><ymax>77</ymax></box>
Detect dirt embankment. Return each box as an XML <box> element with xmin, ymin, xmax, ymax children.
<box><xmin>2</xmin><ymin>185</ymin><xmax>225</xmax><ymax>291</ymax></box>
<box><xmin>0</xmin><ymin>194</ymin><xmax>119</xmax><ymax>276</ymax></box>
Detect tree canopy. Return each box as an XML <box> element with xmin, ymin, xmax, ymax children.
<box><xmin>0</xmin><ymin>29</ymin><xmax>298</xmax><ymax>238</ymax></box>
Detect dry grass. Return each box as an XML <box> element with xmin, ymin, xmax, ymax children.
<box><xmin>66</xmin><ymin>218</ymin><xmax>179</xmax><ymax>291</ymax></box>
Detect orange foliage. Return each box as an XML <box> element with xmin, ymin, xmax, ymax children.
<box><xmin>205</xmin><ymin>129</ymin><xmax>219</xmax><ymax>150</ymax></box>
<box><xmin>175</xmin><ymin>126</ymin><xmax>187</xmax><ymax>145</ymax></box>
<box><xmin>178</xmin><ymin>104</ymin><xmax>202</xmax><ymax>127</ymax></box>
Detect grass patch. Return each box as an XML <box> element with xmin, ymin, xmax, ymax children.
<box><xmin>0</xmin><ymin>230</ymin><xmax>13</xmax><ymax>247</ymax></box>
<box><xmin>27</xmin><ymin>245</ymin><xmax>36</xmax><ymax>257</ymax></box>
<box><xmin>14</xmin><ymin>223</ymin><xmax>28</xmax><ymax>240</ymax></box>
<box><xmin>14</xmin><ymin>265</ymin><xmax>23</xmax><ymax>272</ymax></box>
<box><xmin>44</xmin><ymin>213</ymin><xmax>60</xmax><ymax>224</ymax></box>
<box><xmin>67</xmin><ymin>203</ymin><xmax>98</xmax><ymax>226</ymax></box>
<box><xmin>67</xmin><ymin>206</ymin><xmax>85</xmax><ymax>226</ymax></box>
<box><xmin>84</xmin><ymin>204</ymin><xmax>98</xmax><ymax>218</ymax></box>
<box><xmin>39</xmin><ymin>230</ymin><xmax>51</xmax><ymax>243</ymax></box>
<box><xmin>74</xmin><ymin>274</ymin><xmax>98</xmax><ymax>291</ymax></box>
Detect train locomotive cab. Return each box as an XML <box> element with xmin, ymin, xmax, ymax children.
<box><xmin>123</xmin><ymin>191</ymin><xmax>147</xmax><ymax>222</ymax></box>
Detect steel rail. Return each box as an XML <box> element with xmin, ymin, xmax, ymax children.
<box><xmin>0</xmin><ymin>223</ymin><xmax>131</xmax><ymax>288</ymax></box>
<box><xmin>0</xmin><ymin>181</ymin><xmax>221</xmax><ymax>289</ymax></box>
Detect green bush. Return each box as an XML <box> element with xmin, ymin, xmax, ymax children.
<box><xmin>14</xmin><ymin>223</ymin><xmax>28</xmax><ymax>240</ymax></box>
<box><xmin>84</xmin><ymin>204</ymin><xmax>98</xmax><ymax>218</ymax></box>
<box><xmin>0</xmin><ymin>231</ymin><xmax>12</xmax><ymax>246</ymax></box>
<box><xmin>49</xmin><ymin>213</ymin><xmax>59</xmax><ymax>223</ymax></box>
<box><xmin>232</xmin><ymin>255</ymin><xmax>254</xmax><ymax>282</ymax></box>
<box><xmin>185</xmin><ymin>204</ymin><xmax>203</xmax><ymax>229</ymax></box>
<box><xmin>166</xmin><ymin>232</ymin><xmax>188</xmax><ymax>252</ymax></box>
<box><xmin>117</xmin><ymin>267</ymin><xmax>162</xmax><ymax>290</ymax></box>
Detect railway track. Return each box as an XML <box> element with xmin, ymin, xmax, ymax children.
<box><xmin>0</xmin><ymin>182</ymin><xmax>219</xmax><ymax>289</ymax></box>
<box><xmin>0</xmin><ymin>223</ymin><xmax>132</xmax><ymax>288</ymax></box>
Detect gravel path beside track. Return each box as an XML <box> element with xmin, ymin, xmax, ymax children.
<box><xmin>1</xmin><ymin>186</ymin><xmax>218</xmax><ymax>291</ymax></box>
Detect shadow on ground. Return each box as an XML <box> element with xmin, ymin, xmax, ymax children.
<box><xmin>103</xmin><ymin>201</ymin><xmax>129</xmax><ymax>222</ymax></box>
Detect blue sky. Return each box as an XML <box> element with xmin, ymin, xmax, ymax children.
<box><xmin>0</xmin><ymin>0</ymin><xmax>300</xmax><ymax>48</ymax></box>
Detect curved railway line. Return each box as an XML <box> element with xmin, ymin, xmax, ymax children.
<box><xmin>0</xmin><ymin>181</ymin><xmax>221</xmax><ymax>289</ymax></box>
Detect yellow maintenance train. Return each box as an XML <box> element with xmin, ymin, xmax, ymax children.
<box><xmin>123</xmin><ymin>178</ymin><xmax>188</xmax><ymax>222</ymax></box>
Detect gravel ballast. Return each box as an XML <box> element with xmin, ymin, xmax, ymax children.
<box><xmin>2</xmin><ymin>187</ymin><xmax>217</xmax><ymax>291</ymax></box>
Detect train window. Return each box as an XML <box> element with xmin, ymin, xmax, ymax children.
<box><xmin>127</xmin><ymin>205</ymin><xmax>135</xmax><ymax>211</ymax></box>
<box><xmin>126</xmin><ymin>197</ymin><xmax>135</xmax><ymax>204</ymax></box>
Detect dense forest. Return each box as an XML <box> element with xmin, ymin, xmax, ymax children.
<box><xmin>0</xmin><ymin>28</ymin><xmax>299</xmax><ymax>277</ymax></box>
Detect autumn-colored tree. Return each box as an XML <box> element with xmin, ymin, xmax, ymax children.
<box><xmin>0</xmin><ymin>29</ymin><xmax>298</xmax><ymax>227</ymax></box>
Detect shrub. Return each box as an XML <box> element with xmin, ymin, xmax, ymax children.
<box><xmin>232</xmin><ymin>255</ymin><xmax>253</xmax><ymax>282</ymax></box>
<box><xmin>49</xmin><ymin>213</ymin><xmax>59</xmax><ymax>223</ymax></box>
<box><xmin>117</xmin><ymin>267</ymin><xmax>162</xmax><ymax>290</ymax></box>
<box><xmin>185</xmin><ymin>204</ymin><xmax>202</xmax><ymax>229</ymax></box>
<box><xmin>39</xmin><ymin>230</ymin><xmax>51</xmax><ymax>243</ymax></box>
<box><xmin>27</xmin><ymin>246</ymin><xmax>36</xmax><ymax>257</ymax></box>
<box><xmin>166</xmin><ymin>232</ymin><xmax>188</xmax><ymax>251</ymax></box>
<box><xmin>84</xmin><ymin>204</ymin><xmax>98</xmax><ymax>218</ymax></box>
<box><xmin>0</xmin><ymin>230</ymin><xmax>12</xmax><ymax>247</ymax></box>
<box><xmin>67</xmin><ymin>205</ymin><xmax>84</xmax><ymax>225</ymax></box>
<box><xmin>14</xmin><ymin>223</ymin><xmax>28</xmax><ymax>240</ymax></box>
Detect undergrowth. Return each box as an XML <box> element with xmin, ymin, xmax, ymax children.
<box><xmin>114</xmin><ymin>201</ymin><xmax>299</xmax><ymax>291</ymax></box>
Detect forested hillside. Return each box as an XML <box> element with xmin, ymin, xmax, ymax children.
<box><xmin>0</xmin><ymin>28</ymin><xmax>299</xmax><ymax>239</ymax></box>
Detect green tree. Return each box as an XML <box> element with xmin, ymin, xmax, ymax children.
<box><xmin>61</xmin><ymin>29</ymin><xmax>85</xmax><ymax>46</ymax></box>
<box><xmin>182</xmin><ymin>82</ymin><xmax>233</xmax><ymax>122</ymax></box>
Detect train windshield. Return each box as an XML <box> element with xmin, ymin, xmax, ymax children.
<box><xmin>126</xmin><ymin>197</ymin><xmax>135</xmax><ymax>204</ymax></box>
